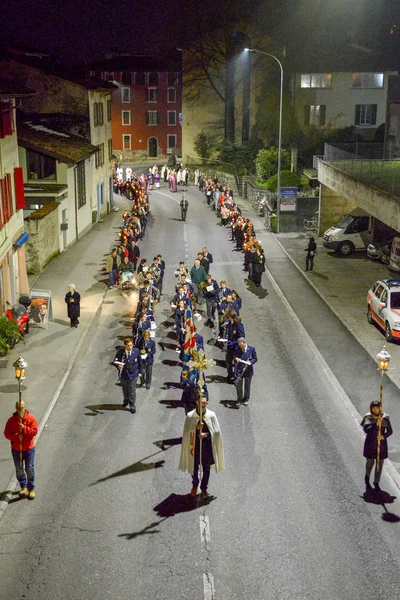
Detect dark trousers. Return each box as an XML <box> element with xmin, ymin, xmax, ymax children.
<box><xmin>226</xmin><ymin>349</ymin><xmax>235</xmax><ymax>380</ymax></box>
<box><xmin>143</xmin><ymin>363</ymin><xmax>153</xmax><ymax>387</ymax></box>
<box><xmin>306</xmin><ymin>254</ymin><xmax>314</xmax><ymax>271</ymax></box>
<box><xmin>192</xmin><ymin>460</ymin><xmax>211</xmax><ymax>491</ymax></box>
<box><xmin>12</xmin><ymin>447</ymin><xmax>35</xmax><ymax>491</ymax></box>
<box><xmin>121</xmin><ymin>377</ymin><xmax>137</xmax><ymax>409</ymax></box>
<box><xmin>206</xmin><ymin>299</ymin><xmax>217</xmax><ymax>321</ymax></box>
<box><xmin>234</xmin><ymin>374</ymin><xmax>253</xmax><ymax>402</ymax></box>
<box><xmin>366</xmin><ymin>458</ymin><xmax>384</xmax><ymax>484</ymax></box>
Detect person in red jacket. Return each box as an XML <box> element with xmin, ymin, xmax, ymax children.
<box><xmin>4</xmin><ymin>401</ymin><xmax>38</xmax><ymax>499</ymax></box>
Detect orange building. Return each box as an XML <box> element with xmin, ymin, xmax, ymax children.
<box><xmin>88</xmin><ymin>55</ymin><xmax>182</xmax><ymax>160</ymax></box>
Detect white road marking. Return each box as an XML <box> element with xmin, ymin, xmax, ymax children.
<box><xmin>154</xmin><ymin>190</ymin><xmax>181</xmax><ymax>205</ymax></box>
<box><xmin>200</xmin><ymin>515</ymin><xmax>211</xmax><ymax>546</ymax></box>
<box><xmin>203</xmin><ymin>573</ymin><xmax>215</xmax><ymax>600</ymax></box>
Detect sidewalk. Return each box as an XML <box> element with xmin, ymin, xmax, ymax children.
<box><xmin>275</xmin><ymin>233</ymin><xmax>400</xmax><ymax>387</ymax></box>
<box><xmin>0</xmin><ymin>194</ymin><xmax>128</xmax><ymax>498</ymax></box>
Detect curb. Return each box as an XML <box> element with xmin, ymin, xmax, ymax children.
<box><xmin>0</xmin><ymin>286</ymin><xmax>108</xmax><ymax>519</ymax></box>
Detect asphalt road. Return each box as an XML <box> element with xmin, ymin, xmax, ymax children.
<box><xmin>1</xmin><ymin>185</ymin><xmax>400</xmax><ymax>600</ymax></box>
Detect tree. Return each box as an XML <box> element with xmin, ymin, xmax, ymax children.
<box><xmin>265</xmin><ymin>170</ymin><xmax>301</xmax><ymax>191</ymax></box>
<box><xmin>193</xmin><ymin>132</ymin><xmax>213</xmax><ymax>159</ymax></box>
<box><xmin>255</xmin><ymin>147</ymin><xmax>291</xmax><ymax>181</ymax></box>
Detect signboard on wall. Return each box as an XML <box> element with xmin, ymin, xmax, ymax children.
<box><xmin>280</xmin><ymin>187</ymin><xmax>297</xmax><ymax>212</ymax></box>
<box><xmin>29</xmin><ymin>289</ymin><xmax>53</xmax><ymax>329</ymax></box>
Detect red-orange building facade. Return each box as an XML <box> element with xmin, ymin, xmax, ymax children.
<box><xmin>89</xmin><ymin>55</ymin><xmax>182</xmax><ymax>159</ymax></box>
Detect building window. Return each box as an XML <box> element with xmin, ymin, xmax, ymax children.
<box><xmin>108</xmin><ymin>138</ymin><xmax>113</xmax><ymax>161</ymax></box>
<box><xmin>135</xmin><ymin>72</ymin><xmax>146</xmax><ymax>85</ymax></box>
<box><xmin>95</xmin><ymin>143</ymin><xmax>105</xmax><ymax>168</ymax></box>
<box><xmin>148</xmin><ymin>88</ymin><xmax>158</xmax><ymax>103</ymax></box>
<box><xmin>167</xmin><ymin>134</ymin><xmax>177</xmax><ymax>149</ymax></box>
<box><xmin>122</xmin><ymin>110</ymin><xmax>131</xmax><ymax>125</ymax></box>
<box><xmin>148</xmin><ymin>72</ymin><xmax>159</xmax><ymax>86</ymax></box>
<box><xmin>304</xmin><ymin>105</ymin><xmax>326</xmax><ymax>126</ymax></box>
<box><xmin>93</xmin><ymin>102</ymin><xmax>104</xmax><ymax>126</ymax></box>
<box><xmin>107</xmin><ymin>99</ymin><xmax>112</xmax><ymax>121</ymax></box>
<box><xmin>76</xmin><ymin>162</ymin><xmax>86</xmax><ymax>208</ymax></box>
<box><xmin>123</xmin><ymin>134</ymin><xmax>131</xmax><ymax>150</ymax></box>
<box><xmin>147</xmin><ymin>110</ymin><xmax>159</xmax><ymax>125</ymax></box>
<box><xmin>167</xmin><ymin>87</ymin><xmax>176</xmax><ymax>103</ymax></box>
<box><xmin>121</xmin><ymin>71</ymin><xmax>132</xmax><ymax>85</ymax></box>
<box><xmin>352</xmin><ymin>73</ymin><xmax>384</xmax><ymax>88</ymax></box>
<box><xmin>355</xmin><ymin>104</ymin><xmax>377</xmax><ymax>126</ymax></box>
<box><xmin>167</xmin><ymin>110</ymin><xmax>176</xmax><ymax>126</ymax></box>
<box><xmin>27</xmin><ymin>150</ymin><xmax>56</xmax><ymax>180</ymax></box>
<box><xmin>300</xmin><ymin>73</ymin><xmax>332</xmax><ymax>88</ymax></box>
<box><xmin>167</xmin><ymin>72</ymin><xmax>178</xmax><ymax>86</ymax></box>
<box><xmin>0</xmin><ymin>174</ymin><xmax>14</xmax><ymax>224</ymax></box>
<box><xmin>121</xmin><ymin>87</ymin><xmax>130</xmax><ymax>103</ymax></box>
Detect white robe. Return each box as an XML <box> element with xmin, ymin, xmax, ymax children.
<box><xmin>125</xmin><ymin>167</ymin><xmax>132</xmax><ymax>180</ymax></box>
<box><xmin>179</xmin><ymin>408</ymin><xmax>224</xmax><ymax>475</ymax></box>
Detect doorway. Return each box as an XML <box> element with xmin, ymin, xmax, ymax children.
<box><xmin>148</xmin><ymin>137</ymin><xmax>158</xmax><ymax>158</ymax></box>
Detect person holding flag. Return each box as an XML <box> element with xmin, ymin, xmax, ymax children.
<box><xmin>179</xmin><ymin>396</ymin><xmax>224</xmax><ymax>499</ymax></box>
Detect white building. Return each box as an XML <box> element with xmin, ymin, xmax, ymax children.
<box><xmin>293</xmin><ymin>70</ymin><xmax>397</xmax><ymax>138</ymax></box>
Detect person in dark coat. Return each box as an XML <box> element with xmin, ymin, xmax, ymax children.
<box><xmin>65</xmin><ymin>284</ymin><xmax>81</xmax><ymax>328</ymax></box>
<box><xmin>225</xmin><ymin>309</ymin><xmax>245</xmax><ymax>382</ymax></box>
<box><xmin>252</xmin><ymin>249</ymin><xmax>266</xmax><ymax>287</ymax></box>
<box><xmin>233</xmin><ymin>338</ymin><xmax>258</xmax><ymax>406</ymax></box>
<box><xmin>113</xmin><ymin>338</ymin><xmax>143</xmax><ymax>413</ymax></box>
<box><xmin>129</xmin><ymin>241</ymin><xmax>140</xmax><ymax>270</ymax></box>
<box><xmin>305</xmin><ymin>237</ymin><xmax>317</xmax><ymax>272</ymax></box>
<box><xmin>137</xmin><ymin>330</ymin><xmax>156</xmax><ymax>389</ymax></box>
<box><xmin>361</xmin><ymin>400</ymin><xmax>393</xmax><ymax>491</ymax></box>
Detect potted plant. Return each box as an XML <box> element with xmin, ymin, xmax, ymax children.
<box><xmin>0</xmin><ymin>316</ymin><xmax>23</xmax><ymax>356</ymax></box>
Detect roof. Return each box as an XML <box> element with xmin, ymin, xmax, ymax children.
<box><xmin>24</xmin><ymin>183</ymin><xmax>68</xmax><ymax>198</ymax></box>
<box><xmin>85</xmin><ymin>53</ymin><xmax>181</xmax><ymax>73</ymax></box>
<box><xmin>0</xmin><ymin>77</ymin><xmax>36</xmax><ymax>99</ymax></box>
<box><xmin>17</xmin><ymin>121</ymin><xmax>98</xmax><ymax>165</ymax></box>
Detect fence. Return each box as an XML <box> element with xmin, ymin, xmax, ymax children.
<box><xmin>324</xmin><ymin>159</ymin><xmax>400</xmax><ymax>198</ymax></box>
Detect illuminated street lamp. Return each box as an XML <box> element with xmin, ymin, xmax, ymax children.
<box><xmin>376</xmin><ymin>346</ymin><xmax>390</xmax><ymax>471</ymax></box>
<box><xmin>376</xmin><ymin>346</ymin><xmax>391</xmax><ymax>404</ymax></box>
<box><xmin>13</xmin><ymin>355</ymin><xmax>28</xmax><ymax>403</ymax></box>
<box><xmin>244</xmin><ymin>48</ymin><xmax>283</xmax><ymax>233</ymax></box>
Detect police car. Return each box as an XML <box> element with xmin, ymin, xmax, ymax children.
<box><xmin>367</xmin><ymin>279</ymin><xmax>400</xmax><ymax>342</ymax></box>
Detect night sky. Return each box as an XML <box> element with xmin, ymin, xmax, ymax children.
<box><xmin>3</xmin><ymin>0</ymin><xmax>400</xmax><ymax>65</ymax></box>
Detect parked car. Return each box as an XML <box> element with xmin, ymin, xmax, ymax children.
<box><xmin>367</xmin><ymin>279</ymin><xmax>400</xmax><ymax>342</ymax></box>
<box><xmin>367</xmin><ymin>240</ymin><xmax>392</xmax><ymax>264</ymax></box>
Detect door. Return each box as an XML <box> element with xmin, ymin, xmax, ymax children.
<box><xmin>148</xmin><ymin>137</ymin><xmax>158</xmax><ymax>158</ymax></box>
<box><xmin>96</xmin><ymin>183</ymin><xmax>101</xmax><ymax>220</ymax></box>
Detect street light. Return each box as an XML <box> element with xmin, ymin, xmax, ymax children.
<box><xmin>376</xmin><ymin>346</ymin><xmax>391</xmax><ymax>404</ymax></box>
<box><xmin>13</xmin><ymin>355</ymin><xmax>27</xmax><ymax>403</ymax></box>
<box><xmin>376</xmin><ymin>346</ymin><xmax>390</xmax><ymax>471</ymax></box>
<box><xmin>244</xmin><ymin>48</ymin><xmax>283</xmax><ymax>233</ymax></box>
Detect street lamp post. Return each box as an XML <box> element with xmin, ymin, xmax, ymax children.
<box><xmin>13</xmin><ymin>356</ymin><xmax>28</xmax><ymax>468</ymax></box>
<box><xmin>244</xmin><ymin>48</ymin><xmax>283</xmax><ymax>233</ymax></box>
<box><xmin>376</xmin><ymin>346</ymin><xmax>391</xmax><ymax>470</ymax></box>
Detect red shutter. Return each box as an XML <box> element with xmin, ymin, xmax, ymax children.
<box><xmin>0</xmin><ymin>101</ymin><xmax>14</xmax><ymax>138</ymax></box>
<box><xmin>14</xmin><ymin>167</ymin><xmax>26</xmax><ymax>210</ymax></box>
<box><xmin>6</xmin><ymin>174</ymin><xmax>13</xmax><ymax>218</ymax></box>
<box><xmin>1</xmin><ymin>178</ymin><xmax>9</xmax><ymax>224</ymax></box>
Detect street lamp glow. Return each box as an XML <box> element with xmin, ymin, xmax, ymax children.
<box><xmin>244</xmin><ymin>48</ymin><xmax>283</xmax><ymax>233</ymax></box>
<box><xmin>377</xmin><ymin>347</ymin><xmax>391</xmax><ymax>372</ymax></box>
<box><xmin>13</xmin><ymin>356</ymin><xmax>28</xmax><ymax>381</ymax></box>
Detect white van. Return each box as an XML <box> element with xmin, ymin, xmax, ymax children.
<box><xmin>323</xmin><ymin>209</ymin><xmax>372</xmax><ymax>256</ymax></box>
<box><xmin>389</xmin><ymin>237</ymin><xmax>400</xmax><ymax>273</ymax></box>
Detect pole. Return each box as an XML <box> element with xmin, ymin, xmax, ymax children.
<box><xmin>199</xmin><ymin>394</ymin><xmax>203</xmax><ymax>496</ymax></box>
<box><xmin>18</xmin><ymin>379</ymin><xmax>23</xmax><ymax>468</ymax></box>
<box><xmin>376</xmin><ymin>369</ymin><xmax>384</xmax><ymax>472</ymax></box>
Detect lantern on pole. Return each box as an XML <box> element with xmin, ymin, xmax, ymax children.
<box><xmin>376</xmin><ymin>346</ymin><xmax>391</xmax><ymax>471</ymax></box>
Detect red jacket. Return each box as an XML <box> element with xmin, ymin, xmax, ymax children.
<box><xmin>4</xmin><ymin>410</ymin><xmax>38</xmax><ymax>452</ymax></box>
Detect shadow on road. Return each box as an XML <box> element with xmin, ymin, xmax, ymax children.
<box><xmin>118</xmin><ymin>518</ymin><xmax>168</xmax><ymax>540</ymax></box>
<box><xmin>154</xmin><ymin>493</ymin><xmax>216</xmax><ymax>518</ymax></box>
<box><xmin>158</xmin><ymin>399</ymin><xmax>182</xmax><ymax>409</ymax></box>
<box><xmin>85</xmin><ymin>403</ymin><xmax>128</xmax><ymax>415</ymax></box>
<box><xmin>362</xmin><ymin>488</ymin><xmax>400</xmax><ymax>521</ymax></box>
<box><xmin>244</xmin><ymin>280</ymin><xmax>268</xmax><ymax>299</ymax></box>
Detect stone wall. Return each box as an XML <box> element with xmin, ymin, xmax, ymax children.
<box><xmin>24</xmin><ymin>203</ymin><xmax>60</xmax><ymax>274</ymax></box>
